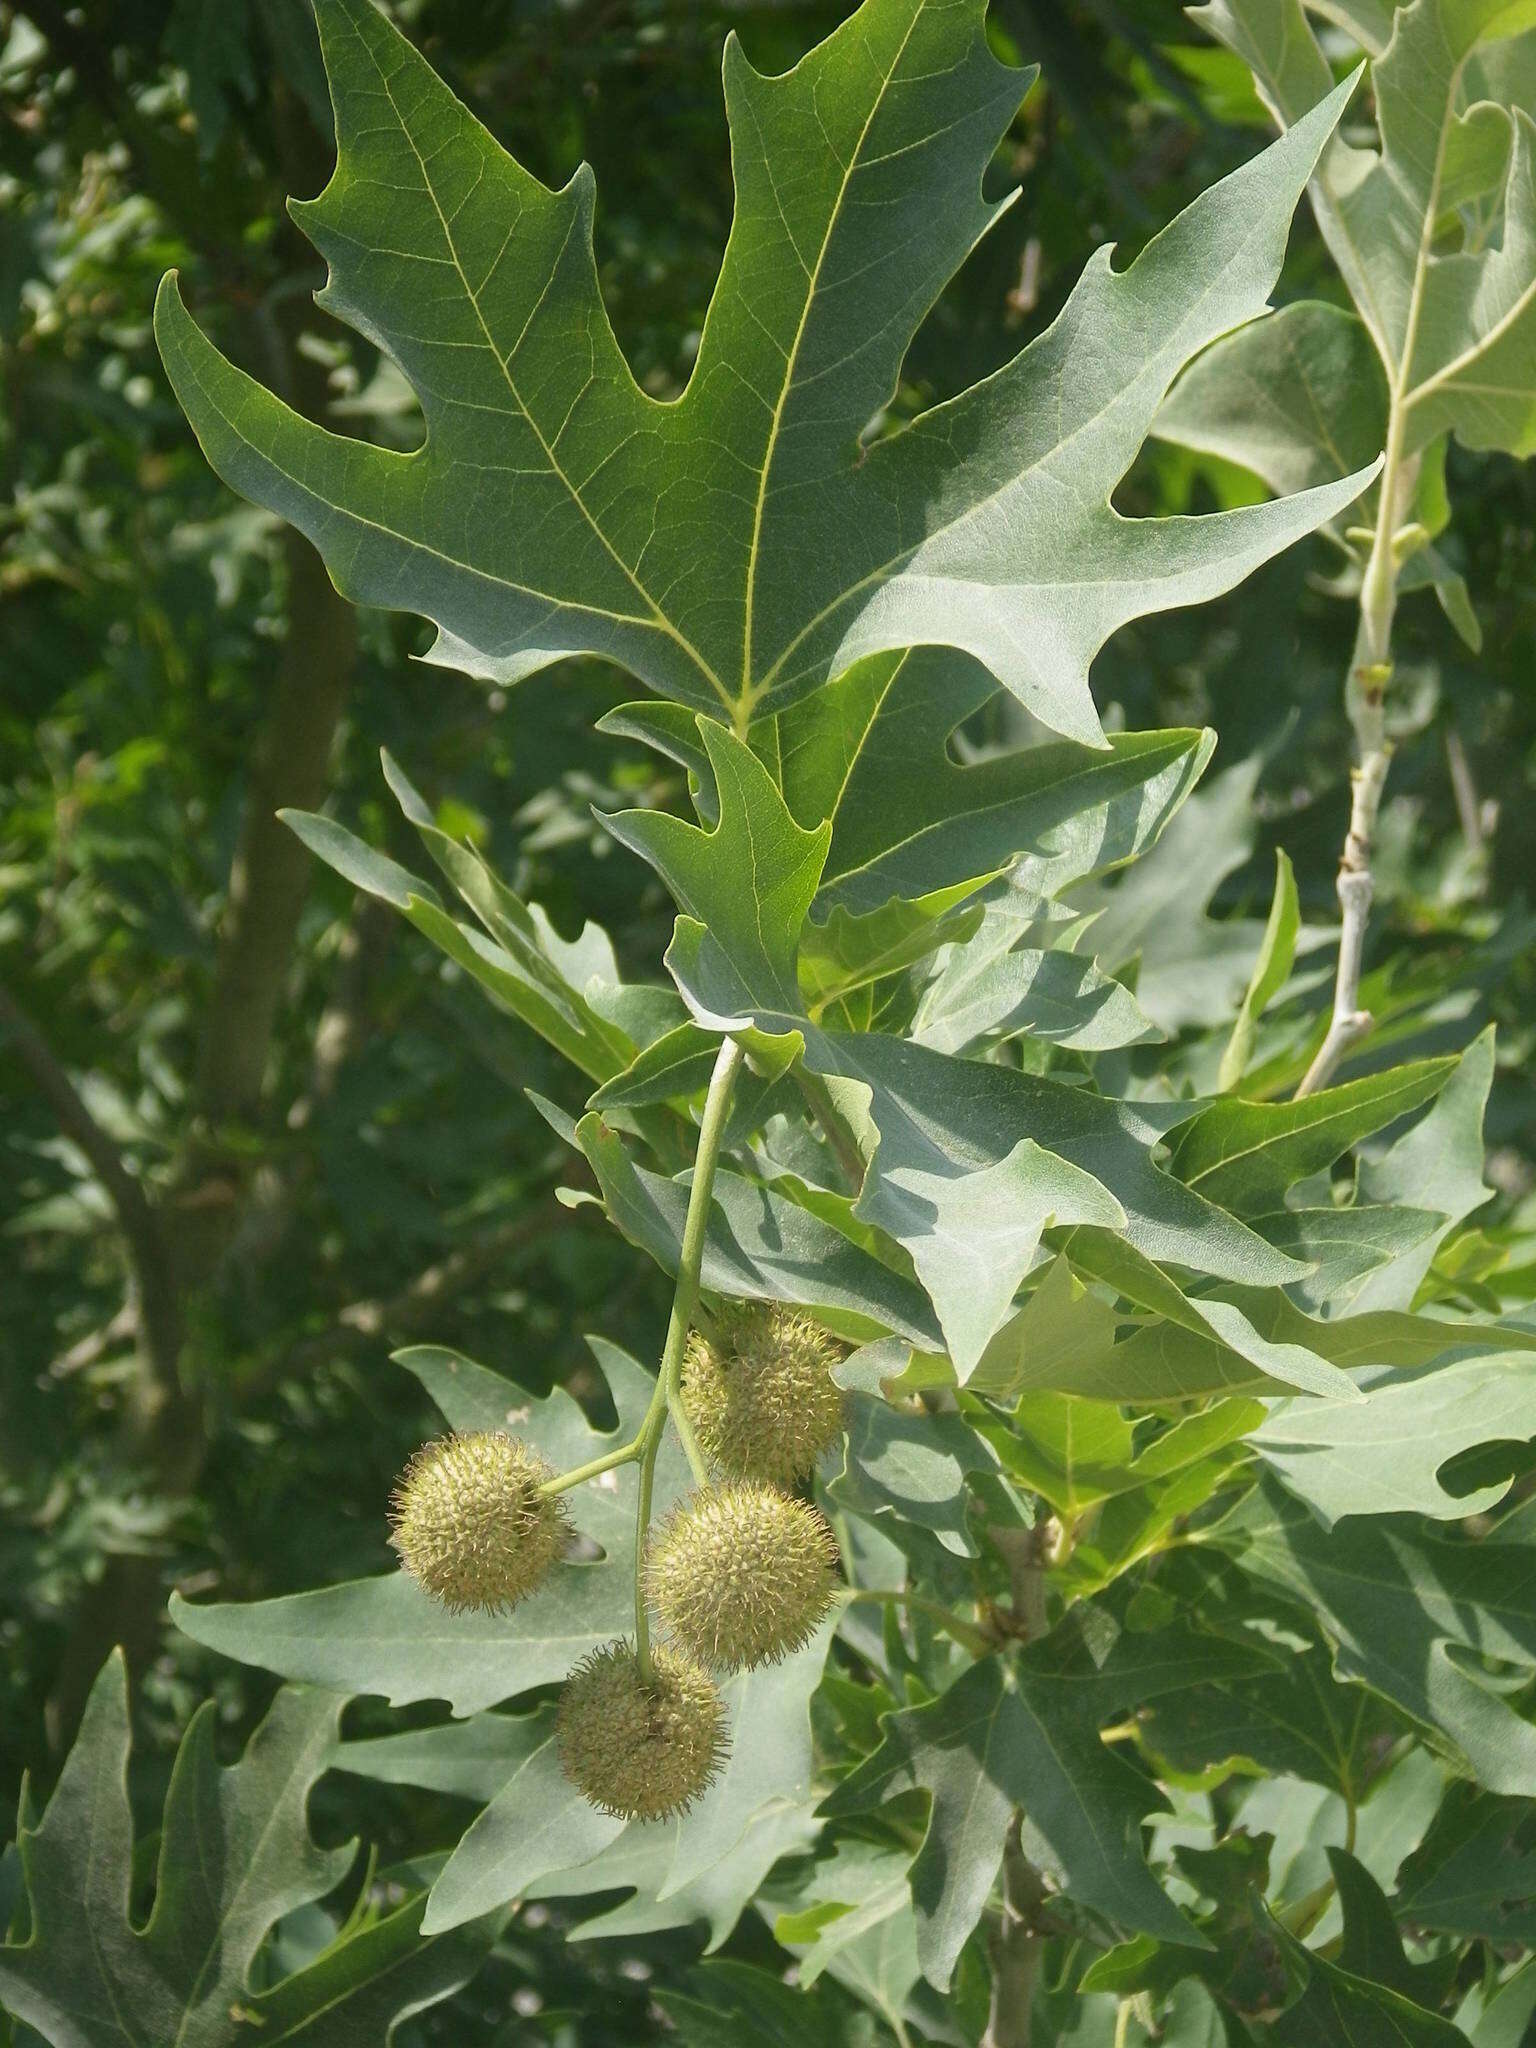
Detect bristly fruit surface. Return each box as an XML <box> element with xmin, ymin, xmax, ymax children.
<box><xmin>556</xmin><ymin>1638</ymin><xmax>727</xmax><ymax>1821</ymax></box>
<box><xmin>682</xmin><ymin>1304</ymin><xmax>845</xmax><ymax>1485</ymax></box>
<box><xmin>646</xmin><ymin>1481</ymin><xmax>840</xmax><ymax>1670</ymax></box>
<box><xmin>389</xmin><ymin>1431</ymin><xmax>568</xmax><ymax>1614</ymax></box>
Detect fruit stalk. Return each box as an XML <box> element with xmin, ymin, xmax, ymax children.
<box><xmin>633</xmin><ymin>1035</ymin><xmax>745</xmax><ymax>1679</ymax></box>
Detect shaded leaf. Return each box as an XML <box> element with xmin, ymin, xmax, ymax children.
<box><xmin>822</xmin><ymin>1613</ymin><xmax>1273</xmax><ymax>1986</ymax></box>
<box><xmin>1394</xmin><ymin>1782</ymin><xmax>1536</xmax><ymax>1944</ymax></box>
<box><xmin>0</xmin><ymin>1656</ymin><xmax>495</xmax><ymax>2046</ymax></box>
<box><xmin>1139</xmin><ymin>1643</ymin><xmax>1399</xmax><ymax>1799</ymax></box>
<box><xmin>1218</xmin><ymin>1477</ymin><xmax>1536</xmax><ymax>1793</ymax></box>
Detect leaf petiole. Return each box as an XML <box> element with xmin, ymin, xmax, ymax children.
<box><xmin>843</xmin><ymin>1587</ymin><xmax>994</xmax><ymax>1659</ymax></box>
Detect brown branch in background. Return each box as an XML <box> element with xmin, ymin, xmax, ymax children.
<box><xmin>1445</xmin><ymin>727</ymin><xmax>1491</xmax><ymax>861</ymax></box>
<box><xmin>49</xmin><ymin>1300</ymin><xmax>139</xmax><ymax>1379</ymax></box>
<box><xmin>0</xmin><ymin>980</ymin><xmax>181</xmax><ymax>1383</ymax></box>
<box><xmin>980</xmin><ymin>1519</ymin><xmax>1054</xmax><ymax>2048</ymax></box>
<box><xmin>983</xmin><ymin>1814</ymin><xmax>1049</xmax><ymax>2048</ymax></box>
<box><xmin>290</xmin><ymin>896</ymin><xmax>395</xmax><ymax>1128</ymax></box>
<box><xmin>195</xmin><ymin>531</ymin><xmax>358</xmax><ymax>1125</ymax></box>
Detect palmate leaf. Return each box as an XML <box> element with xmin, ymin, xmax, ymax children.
<box><xmin>1351</xmin><ymin>1028</ymin><xmax>1497</xmax><ymax>1313</ymax></box>
<box><xmin>155</xmin><ymin>0</ymin><xmax>1373</xmax><ymax>746</ymax></box>
<box><xmin>566</xmin><ymin>1107</ymin><xmax>942</xmax><ymax>1347</ymax></box>
<box><xmin>606</xmin><ymin>717</ymin><xmax>1308</xmax><ymax>1380</ymax></box>
<box><xmin>1393</xmin><ymin>1783</ymin><xmax>1536</xmax><ymax>1944</ymax></box>
<box><xmin>1185</xmin><ymin>0</ymin><xmax>1536</xmax><ymax>464</ymax></box>
<box><xmin>335</xmin><ymin>1621</ymin><xmax>834</xmax><ymax>1942</ymax></box>
<box><xmin>1138</xmin><ymin>1642</ymin><xmax>1402</xmax><ymax>1799</ymax></box>
<box><xmin>821</xmin><ymin>1610</ymin><xmax>1276</xmax><ymax>1988</ymax></box>
<box><xmin>1163</xmin><ymin>1059</ymin><xmax>1456</xmax><ymax>1220</ymax></box>
<box><xmin>1218</xmin><ymin>1477</ymin><xmax>1536</xmax><ymax>1794</ymax></box>
<box><xmin>172</xmin><ymin>1339</ymin><xmax>690</xmax><ymax>1715</ymax></box>
<box><xmin>0</xmin><ymin>1655</ymin><xmax>497</xmax><ymax>2047</ymax></box>
<box><xmin>1269</xmin><ymin>1913</ymin><xmax>1470</xmax><ymax>2046</ymax></box>
<box><xmin>1251</xmin><ymin>1351</ymin><xmax>1536</xmax><ymax>1525</ymax></box>
<box><xmin>608</xmin><ymin>647</ymin><xmax>1218</xmax><ymax>918</ymax></box>
<box><xmin>766</xmin><ymin>1836</ymin><xmax>922</xmax><ymax>2013</ymax></box>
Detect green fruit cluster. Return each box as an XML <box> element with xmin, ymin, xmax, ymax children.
<box><xmin>386</xmin><ymin>1305</ymin><xmax>846</xmax><ymax>1821</ymax></box>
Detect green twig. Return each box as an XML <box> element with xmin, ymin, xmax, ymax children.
<box><xmin>843</xmin><ymin>1586</ymin><xmax>994</xmax><ymax>1658</ymax></box>
<box><xmin>634</xmin><ymin>1037</ymin><xmax>744</xmax><ymax>1679</ymax></box>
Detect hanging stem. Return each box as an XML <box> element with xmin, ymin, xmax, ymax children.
<box><xmin>981</xmin><ymin>1522</ymin><xmax>1052</xmax><ymax>2048</ymax></box>
<box><xmin>633</xmin><ymin>1035</ymin><xmax>745</xmax><ymax>1679</ymax></box>
<box><xmin>531</xmin><ymin>1040</ymin><xmax>743</xmax><ymax>1674</ymax></box>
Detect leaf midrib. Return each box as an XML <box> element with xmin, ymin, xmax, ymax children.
<box><xmin>342</xmin><ymin>7</ymin><xmax>735</xmax><ymax>719</ymax></box>
<box><xmin>739</xmin><ymin>2</ymin><xmax>928</xmax><ymax>711</ymax></box>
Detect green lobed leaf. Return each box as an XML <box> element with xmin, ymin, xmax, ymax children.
<box><xmin>767</xmin><ymin>1837</ymin><xmax>918</xmax><ymax>1994</ymax></box>
<box><xmin>416</xmin><ymin>1620</ymin><xmax>834</xmax><ymax>1933</ymax></box>
<box><xmin>172</xmin><ymin>1339</ymin><xmax>690</xmax><ymax>1714</ymax></box>
<box><xmin>1164</xmin><ymin>1057</ymin><xmax>1457</xmax><ymax>1218</ymax></box>
<box><xmin>981</xmin><ymin>1392</ymin><xmax>1263</xmax><ymax>1518</ymax></box>
<box><xmin>1252</xmin><ymin>1203</ymin><xmax>1447</xmax><ymax>1315</ymax></box>
<box><xmin>156</xmin><ymin>2</ymin><xmax>1373</xmax><ymax>744</ymax></box>
<box><xmin>1349</xmin><ymin>1028</ymin><xmax>1496</xmax><ymax>1313</ymax></box>
<box><xmin>1393</xmin><ymin>1781</ymin><xmax>1536</xmax><ymax>1944</ymax></box>
<box><xmin>0</xmin><ymin>1655</ymin><xmax>497</xmax><ymax>2046</ymax></box>
<box><xmin>1268</xmin><ymin>1909</ymin><xmax>1470</xmax><ymax>2045</ymax></box>
<box><xmin>1159</xmin><ymin>301</ymin><xmax>1388</xmax><ymax>504</ymax></box>
<box><xmin>1139</xmin><ymin>1642</ymin><xmax>1401</xmax><ymax>1799</ymax></box>
<box><xmin>1217</xmin><ymin>1476</ymin><xmax>1536</xmax><ymax>1793</ymax></box>
<box><xmin>1196</xmin><ymin>0</ymin><xmax>1536</xmax><ymax>460</ymax></box>
<box><xmin>764</xmin><ymin>649</ymin><xmax>1216</xmax><ymax>914</ymax></box>
<box><xmin>569</xmin><ymin>1109</ymin><xmax>941</xmax><ymax>1346</ymax></box>
<box><xmin>821</xmin><ymin>1612</ymin><xmax>1276</xmax><ymax>1987</ymax></box>
<box><xmin>912</xmin><ymin>919</ymin><xmax>1160</xmax><ymax>1057</ymax></box>
<box><xmin>831</xmin><ymin>1394</ymin><xmax>999</xmax><ymax>1556</ymax></box>
<box><xmin>1251</xmin><ymin>1351</ymin><xmax>1536</xmax><ymax>1525</ymax></box>
<box><xmin>1330</xmin><ymin>1848</ymin><xmax>1462</xmax><ymax>2011</ymax></box>
<box><xmin>609</xmin><ymin>717</ymin><xmax>1307</xmax><ymax>1378</ymax></box>
<box><xmin>281</xmin><ymin>793</ymin><xmax>634</xmax><ymax>1082</ymax></box>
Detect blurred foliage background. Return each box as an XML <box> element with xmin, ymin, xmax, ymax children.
<box><xmin>2</xmin><ymin>0</ymin><xmax>1532</xmax><ymax>2035</ymax></box>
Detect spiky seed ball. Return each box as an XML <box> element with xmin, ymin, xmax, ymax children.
<box><xmin>682</xmin><ymin>1305</ymin><xmax>845</xmax><ymax>1485</ymax></box>
<box><xmin>557</xmin><ymin>1639</ymin><xmax>727</xmax><ymax>1820</ymax></box>
<box><xmin>389</xmin><ymin>1431</ymin><xmax>568</xmax><ymax>1614</ymax></box>
<box><xmin>646</xmin><ymin>1482</ymin><xmax>840</xmax><ymax>1671</ymax></box>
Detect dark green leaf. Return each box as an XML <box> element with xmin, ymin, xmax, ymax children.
<box><xmin>0</xmin><ymin>1656</ymin><xmax>496</xmax><ymax>2046</ymax></box>
<box><xmin>157</xmin><ymin>3</ymin><xmax>1369</xmax><ymax>742</ymax></box>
